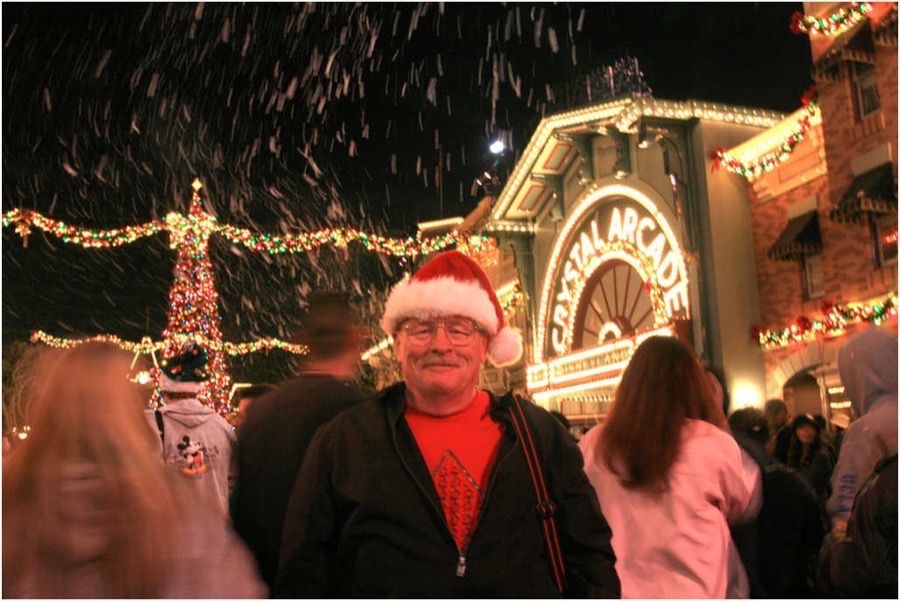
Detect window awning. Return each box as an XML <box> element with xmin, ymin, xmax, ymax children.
<box><xmin>768</xmin><ymin>211</ymin><xmax>822</xmax><ymax>262</ymax></box>
<box><xmin>813</xmin><ymin>22</ymin><xmax>876</xmax><ymax>80</ymax></box>
<box><xmin>830</xmin><ymin>163</ymin><xmax>897</xmax><ymax>225</ymax></box>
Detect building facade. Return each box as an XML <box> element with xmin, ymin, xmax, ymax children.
<box><xmin>738</xmin><ymin>2</ymin><xmax>898</xmax><ymax>421</ymax></box>
<box><xmin>479</xmin><ymin>98</ymin><xmax>787</xmax><ymax>424</ymax></box>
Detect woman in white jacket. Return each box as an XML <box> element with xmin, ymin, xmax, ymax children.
<box><xmin>579</xmin><ymin>336</ymin><xmax>762</xmax><ymax>598</ymax></box>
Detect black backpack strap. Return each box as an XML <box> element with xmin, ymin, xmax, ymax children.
<box><xmin>154</xmin><ymin>409</ymin><xmax>165</xmax><ymax>444</ymax></box>
<box><xmin>508</xmin><ymin>395</ymin><xmax>567</xmax><ymax>595</ymax></box>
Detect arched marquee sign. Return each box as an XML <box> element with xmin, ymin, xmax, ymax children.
<box><xmin>528</xmin><ymin>183</ymin><xmax>690</xmax><ymax>400</ymax></box>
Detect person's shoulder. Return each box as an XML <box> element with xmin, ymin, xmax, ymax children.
<box><xmin>310</xmin><ymin>389</ymin><xmax>386</xmax><ymax>434</ymax></box>
<box><xmin>682</xmin><ymin>419</ymin><xmax>741</xmax><ymax>457</ymax></box>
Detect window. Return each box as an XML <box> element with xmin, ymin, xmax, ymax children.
<box><xmin>872</xmin><ymin>215</ymin><xmax>898</xmax><ymax>267</ymax></box>
<box><xmin>803</xmin><ymin>253</ymin><xmax>825</xmax><ymax>300</ymax></box>
<box><xmin>853</xmin><ymin>62</ymin><xmax>881</xmax><ymax>122</ymax></box>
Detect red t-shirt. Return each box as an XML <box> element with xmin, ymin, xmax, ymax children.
<box><xmin>405</xmin><ymin>390</ymin><xmax>503</xmax><ymax>552</ymax></box>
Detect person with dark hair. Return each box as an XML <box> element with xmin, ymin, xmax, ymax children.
<box><xmin>148</xmin><ymin>341</ymin><xmax>237</xmax><ymax>515</ymax></box>
<box><xmin>230</xmin><ymin>384</ymin><xmax>276</xmax><ymax>434</ymax></box>
<box><xmin>231</xmin><ymin>292</ymin><xmax>366</xmax><ymax>594</ymax></box>
<box><xmin>277</xmin><ymin>250</ymin><xmax>619</xmax><ymax>598</ymax></box>
<box><xmin>787</xmin><ymin>413</ymin><xmax>834</xmax><ymax>509</ymax></box>
<box><xmin>3</xmin><ymin>342</ymin><xmax>265</xmax><ymax>598</ymax></box>
<box><xmin>579</xmin><ymin>336</ymin><xmax>761</xmax><ymax>598</ymax></box>
<box><xmin>729</xmin><ymin>407</ymin><xmax>827</xmax><ymax>598</ymax></box>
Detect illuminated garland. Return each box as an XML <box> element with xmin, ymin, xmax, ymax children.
<box><xmin>2</xmin><ymin>208</ymin><xmax>162</xmax><ymax>247</ymax></box>
<box><xmin>31</xmin><ymin>330</ymin><xmax>308</xmax><ymax>355</ymax></box>
<box><xmin>790</xmin><ymin>2</ymin><xmax>873</xmax><ymax>37</ymax></box>
<box><xmin>711</xmin><ymin>100</ymin><xmax>820</xmax><ymax>179</ymax></box>
<box><xmin>5</xmin><ymin>208</ymin><xmax>485</xmax><ymax>257</ymax></box>
<box><xmin>754</xmin><ymin>292</ymin><xmax>897</xmax><ymax>348</ymax></box>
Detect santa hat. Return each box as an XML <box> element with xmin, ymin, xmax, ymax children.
<box><xmin>381</xmin><ymin>250</ymin><xmax>523</xmax><ymax>367</ymax></box>
<box><xmin>159</xmin><ymin>341</ymin><xmax>210</xmax><ymax>394</ymax></box>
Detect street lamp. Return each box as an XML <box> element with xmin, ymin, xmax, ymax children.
<box><xmin>489</xmin><ymin>139</ymin><xmax>506</xmax><ymax>155</ymax></box>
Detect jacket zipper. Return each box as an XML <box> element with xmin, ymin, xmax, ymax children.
<box><xmin>456</xmin><ymin>555</ymin><xmax>466</xmax><ymax>577</ymax></box>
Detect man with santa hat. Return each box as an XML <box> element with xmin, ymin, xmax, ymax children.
<box><xmin>276</xmin><ymin>250</ymin><xmax>619</xmax><ymax>598</ymax></box>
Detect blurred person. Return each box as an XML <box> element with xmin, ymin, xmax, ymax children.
<box><xmin>2</xmin><ymin>342</ymin><xmax>265</xmax><ymax>598</ymax></box>
<box><xmin>825</xmin><ymin>454</ymin><xmax>897</xmax><ymax>598</ymax></box>
<box><xmin>277</xmin><ymin>250</ymin><xmax>620</xmax><ymax>598</ymax></box>
<box><xmin>729</xmin><ymin>407</ymin><xmax>826</xmax><ymax>597</ymax></box>
<box><xmin>707</xmin><ymin>370</ymin><xmax>767</xmax><ymax>598</ymax></box>
<box><xmin>826</xmin><ymin>326</ymin><xmax>897</xmax><ymax>537</ymax></box>
<box><xmin>764</xmin><ymin>398</ymin><xmax>792</xmax><ymax>462</ymax></box>
<box><xmin>148</xmin><ymin>341</ymin><xmax>237</xmax><ymax>515</ymax></box>
<box><xmin>231</xmin><ymin>292</ymin><xmax>366</xmax><ymax>593</ymax></box>
<box><xmin>813</xmin><ymin>414</ymin><xmax>837</xmax><ymax>462</ymax></box>
<box><xmin>230</xmin><ymin>383</ymin><xmax>275</xmax><ymax>434</ymax></box>
<box><xmin>579</xmin><ymin>336</ymin><xmax>762</xmax><ymax>598</ymax></box>
<box><xmin>786</xmin><ymin>413</ymin><xmax>834</xmax><ymax>508</ymax></box>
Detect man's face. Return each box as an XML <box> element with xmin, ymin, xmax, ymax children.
<box><xmin>395</xmin><ymin>315</ymin><xmax>488</xmax><ymax>402</ymax></box>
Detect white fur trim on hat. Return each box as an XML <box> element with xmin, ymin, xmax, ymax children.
<box><xmin>488</xmin><ymin>326</ymin><xmax>524</xmax><ymax>367</ymax></box>
<box><xmin>381</xmin><ymin>275</ymin><xmax>501</xmax><ymax>336</ymax></box>
<box><xmin>159</xmin><ymin>373</ymin><xmax>203</xmax><ymax>394</ymax></box>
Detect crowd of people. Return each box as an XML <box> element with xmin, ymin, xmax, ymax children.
<box><xmin>2</xmin><ymin>248</ymin><xmax>896</xmax><ymax>598</ymax></box>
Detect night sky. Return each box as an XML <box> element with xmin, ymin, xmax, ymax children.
<box><xmin>1</xmin><ymin>3</ymin><xmax>813</xmax><ymax>382</ymax></box>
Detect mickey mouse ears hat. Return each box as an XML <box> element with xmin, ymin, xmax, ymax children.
<box><xmin>381</xmin><ymin>250</ymin><xmax>523</xmax><ymax>367</ymax></box>
<box><xmin>159</xmin><ymin>341</ymin><xmax>210</xmax><ymax>394</ymax></box>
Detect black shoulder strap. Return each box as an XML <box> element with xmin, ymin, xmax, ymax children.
<box><xmin>154</xmin><ymin>409</ymin><xmax>165</xmax><ymax>444</ymax></box>
<box><xmin>507</xmin><ymin>395</ymin><xmax>567</xmax><ymax>595</ymax></box>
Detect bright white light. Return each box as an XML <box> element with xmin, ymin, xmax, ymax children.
<box><xmin>137</xmin><ymin>371</ymin><xmax>151</xmax><ymax>385</ymax></box>
<box><xmin>489</xmin><ymin>140</ymin><xmax>506</xmax><ymax>154</ymax></box>
<box><xmin>731</xmin><ymin>380</ymin><xmax>764</xmax><ymax>411</ymax></box>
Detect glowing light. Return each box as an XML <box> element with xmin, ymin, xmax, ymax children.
<box><xmin>489</xmin><ymin>140</ymin><xmax>506</xmax><ymax>154</ymax></box>
<box><xmin>790</xmin><ymin>2</ymin><xmax>873</xmax><ymax>37</ymax></box>
<box><xmin>731</xmin><ymin>380</ymin><xmax>764</xmax><ymax>411</ymax></box>
<box><xmin>755</xmin><ymin>292</ymin><xmax>897</xmax><ymax>348</ymax></box>
<box><xmin>711</xmin><ymin>101</ymin><xmax>821</xmax><ymax>180</ymax></box>
<box><xmin>534</xmin><ymin>183</ymin><xmax>688</xmax><ymax>364</ymax></box>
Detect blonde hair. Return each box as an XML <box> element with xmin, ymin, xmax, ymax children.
<box><xmin>2</xmin><ymin>342</ymin><xmax>184</xmax><ymax>597</ymax></box>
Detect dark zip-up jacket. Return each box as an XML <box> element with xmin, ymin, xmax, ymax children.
<box><xmin>275</xmin><ymin>383</ymin><xmax>620</xmax><ymax>598</ymax></box>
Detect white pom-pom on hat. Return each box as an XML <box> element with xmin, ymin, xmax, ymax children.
<box><xmin>382</xmin><ymin>250</ymin><xmax>523</xmax><ymax>366</ymax></box>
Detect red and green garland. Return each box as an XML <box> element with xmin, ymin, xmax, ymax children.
<box><xmin>753</xmin><ymin>292</ymin><xmax>897</xmax><ymax>348</ymax></box>
<box><xmin>790</xmin><ymin>2</ymin><xmax>873</xmax><ymax>37</ymax></box>
<box><xmin>711</xmin><ymin>88</ymin><xmax>819</xmax><ymax>179</ymax></box>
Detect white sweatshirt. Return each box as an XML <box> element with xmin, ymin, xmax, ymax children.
<box><xmin>579</xmin><ymin>419</ymin><xmax>762</xmax><ymax>599</ymax></box>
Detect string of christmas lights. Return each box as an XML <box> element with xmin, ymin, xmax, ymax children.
<box><xmin>790</xmin><ymin>2</ymin><xmax>873</xmax><ymax>37</ymax></box>
<box><xmin>31</xmin><ymin>330</ymin><xmax>309</xmax><ymax>356</ymax></box>
<box><xmin>2</xmin><ymin>208</ymin><xmax>163</xmax><ymax>247</ymax></box>
<box><xmin>753</xmin><ymin>292</ymin><xmax>897</xmax><ymax>348</ymax></box>
<box><xmin>4</xmin><ymin>208</ymin><xmax>484</xmax><ymax>257</ymax></box>
<box><xmin>711</xmin><ymin>99</ymin><xmax>819</xmax><ymax>179</ymax></box>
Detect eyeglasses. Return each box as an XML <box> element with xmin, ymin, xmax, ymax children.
<box><xmin>400</xmin><ymin>318</ymin><xmax>484</xmax><ymax>347</ymax></box>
